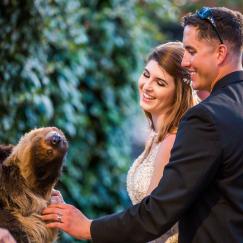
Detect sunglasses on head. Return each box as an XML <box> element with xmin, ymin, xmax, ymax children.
<box><xmin>196</xmin><ymin>7</ymin><xmax>224</xmax><ymax>44</ymax></box>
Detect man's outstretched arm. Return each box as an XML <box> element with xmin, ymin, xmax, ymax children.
<box><xmin>91</xmin><ymin>105</ymin><xmax>221</xmax><ymax>243</ymax></box>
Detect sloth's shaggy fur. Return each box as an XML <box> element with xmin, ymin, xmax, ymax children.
<box><xmin>0</xmin><ymin>127</ymin><xmax>68</xmax><ymax>243</ymax></box>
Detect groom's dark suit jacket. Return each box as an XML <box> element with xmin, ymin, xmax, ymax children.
<box><xmin>91</xmin><ymin>71</ymin><xmax>243</xmax><ymax>243</ymax></box>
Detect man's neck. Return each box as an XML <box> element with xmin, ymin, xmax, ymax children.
<box><xmin>210</xmin><ymin>65</ymin><xmax>243</xmax><ymax>91</ymax></box>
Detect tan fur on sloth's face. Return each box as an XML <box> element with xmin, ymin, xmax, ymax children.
<box><xmin>4</xmin><ymin>127</ymin><xmax>68</xmax><ymax>193</ymax></box>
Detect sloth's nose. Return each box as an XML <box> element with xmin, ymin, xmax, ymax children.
<box><xmin>51</xmin><ymin>134</ymin><xmax>61</xmax><ymax>145</ymax></box>
<box><xmin>46</xmin><ymin>132</ymin><xmax>62</xmax><ymax>146</ymax></box>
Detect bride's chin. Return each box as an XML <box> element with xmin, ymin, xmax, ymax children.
<box><xmin>140</xmin><ymin>106</ymin><xmax>151</xmax><ymax>113</ymax></box>
<box><xmin>139</xmin><ymin>102</ymin><xmax>146</xmax><ymax>110</ymax></box>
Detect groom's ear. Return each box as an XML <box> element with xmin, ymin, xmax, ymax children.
<box><xmin>216</xmin><ymin>44</ymin><xmax>228</xmax><ymax>65</ymax></box>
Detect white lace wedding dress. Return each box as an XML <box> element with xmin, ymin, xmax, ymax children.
<box><xmin>127</xmin><ymin>131</ymin><xmax>178</xmax><ymax>243</ymax></box>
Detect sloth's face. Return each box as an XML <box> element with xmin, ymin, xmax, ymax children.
<box><xmin>12</xmin><ymin>127</ymin><xmax>68</xmax><ymax>193</ymax></box>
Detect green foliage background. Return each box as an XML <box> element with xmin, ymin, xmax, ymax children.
<box><xmin>0</xmin><ymin>0</ymin><xmax>241</xmax><ymax>242</ymax></box>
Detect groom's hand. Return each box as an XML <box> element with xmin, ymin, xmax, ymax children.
<box><xmin>42</xmin><ymin>203</ymin><xmax>92</xmax><ymax>240</ymax></box>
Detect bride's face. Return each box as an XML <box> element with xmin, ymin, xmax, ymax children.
<box><xmin>139</xmin><ymin>60</ymin><xmax>175</xmax><ymax>117</ymax></box>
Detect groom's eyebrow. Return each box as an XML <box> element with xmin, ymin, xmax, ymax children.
<box><xmin>184</xmin><ymin>45</ymin><xmax>196</xmax><ymax>52</ymax></box>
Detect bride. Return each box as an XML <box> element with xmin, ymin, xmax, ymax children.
<box><xmin>127</xmin><ymin>41</ymin><xmax>195</xmax><ymax>243</ymax></box>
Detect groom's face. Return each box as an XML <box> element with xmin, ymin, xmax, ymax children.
<box><xmin>181</xmin><ymin>25</ymin><xmax>219</xmax><ymax>92</ymax></box>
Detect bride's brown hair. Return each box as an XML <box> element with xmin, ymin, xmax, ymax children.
<box><xmin>144</xmin><ymin>42</ymin><xmax>195</xmax><ymax>142</ymax></box>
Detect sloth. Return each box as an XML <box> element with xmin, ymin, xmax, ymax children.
<box><xmin>0</xmin><ymin>127</ymin><xmax>68</xmax><ymax>243</ymax></box>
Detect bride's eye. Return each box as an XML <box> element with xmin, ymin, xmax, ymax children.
<box><xmin>157</xmin><ymin>80</ymin><xmax>166</xmax><ymax>87</ymax></box>
<box><xmin>143</xmin><ymin>70</ymin><xmax>150</xmax><ymax>78</ymax></box>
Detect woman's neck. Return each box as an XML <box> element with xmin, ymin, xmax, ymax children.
<box><xmin>152</xmin><ymin>113</ymin><xmax>165</xmax><ymax>133</ymax></box>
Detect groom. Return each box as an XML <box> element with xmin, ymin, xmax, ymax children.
<box><xmin>42</xmin><ymin>6</ymin><xmax>243</xmax><ymax>243</ymax></box>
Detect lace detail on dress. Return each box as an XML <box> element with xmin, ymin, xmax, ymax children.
<box><xmin>127</xmin><ymin>131</ymin><xmax>178</xmax><ymax>243</ymax></box>
<box><xmin>127</xmin><ymin>131</ymin><xmax>160</xmax><ymax>204</ymax></box>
